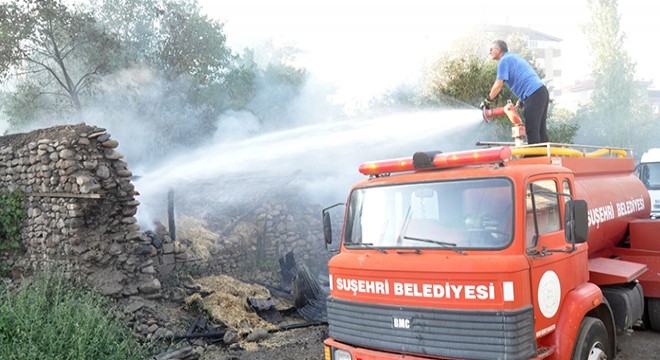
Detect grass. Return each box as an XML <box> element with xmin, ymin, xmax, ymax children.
<box><xmin>0</xmin><ymin>271</ymin><xmax>147</xmax><ymax>360</ymax></box>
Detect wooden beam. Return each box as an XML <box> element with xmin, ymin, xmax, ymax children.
<box><xmin>27</xmin><ymin>192</ymin><xmax>102</xmax><ymax>199</ymax></box>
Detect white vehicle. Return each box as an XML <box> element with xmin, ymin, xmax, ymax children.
<box><xmin>637</xmin><ymin>148</ymin><xmax>660</xmax><ymax>218</ymax></box>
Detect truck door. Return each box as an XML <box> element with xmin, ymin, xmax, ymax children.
<box><xmin>525</xmin><ymin>177</ymin><xmax>586</xmax><ymax>338</ymax></box>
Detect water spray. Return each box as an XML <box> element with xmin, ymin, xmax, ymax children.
<box><xmin>132</xmin><ymin>109</ymin><xmax>479</xmax><ymax>228</ymax></box>
<box><xmin>482</xmin><ymin>100</ymin><xmax>526</xmax><ymax>147</ymax></box>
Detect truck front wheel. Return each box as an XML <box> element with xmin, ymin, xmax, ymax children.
<box><xmin>571</xmin><ymin>317</ymin><xmax>611</xmax><ymax>360</ymax></box>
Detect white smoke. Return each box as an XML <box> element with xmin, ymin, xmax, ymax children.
<box><xmin>0</xmin><ymin>114</ymin><xmax>8</xmax><ymax>135</ymax></box>
<box><xmin>212</xmin><ymin>110</ymin><xmax>261</xmax><ymax>142</ymax></box>
<box><xmin>133</xmin><ymin>108</ymin><xmax>485</xmax><ymax>228</ymax></box>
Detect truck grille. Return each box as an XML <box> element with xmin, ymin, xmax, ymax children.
<box><xmin>327</xmin><ymin>297</ymin><xmax>535</xmax><ymax>360</ymax></box>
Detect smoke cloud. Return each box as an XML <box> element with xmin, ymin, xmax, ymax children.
<box><xmin>3</xmin><ymin>32</ymin><xmax>494</xmax><ymax>231</ymax></box>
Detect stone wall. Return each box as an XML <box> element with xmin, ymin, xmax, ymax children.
<box><xmin>1</xmin><ymin>123</ymin><xmax>332</xmax><ymax>296</ymax></box>
<box><xmin>0</xmin><ymin>123</ymin><xmax>160</xmax><ymax>297</ymax></box>
<box><xmin>173</xmin><ymin>201</ymin><xmax>331</xmax><ymax>278</ymax></box>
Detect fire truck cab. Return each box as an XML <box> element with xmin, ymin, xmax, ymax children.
<box><xmin>322</xmin><ymin>144</ymin><xmax>659</xmax><ymax>360</ymax></box>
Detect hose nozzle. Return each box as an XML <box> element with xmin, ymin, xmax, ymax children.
<box><xmin>482</xmin><ymin>107</ymin><xmax>506</xmax><ymax>123</ymax></box>
<box><xmin>482</xmin><ymin>100</ymin><xmax>527</xmax><ymax>146</ymax></box>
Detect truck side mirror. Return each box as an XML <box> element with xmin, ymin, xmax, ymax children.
<box><xmin>323</xmin><ymin>211</ymin><xmax>333</xmax><ymax>245</ymax></box>
<box><xmin>322</xmin><ymin>203</ymin><xmax>344</xmax><ymax>248</ymax></box>
<box><xmin>565</xmin><ymin>199</ymin><xmax>588</xmax><ymax>244</ymax></box>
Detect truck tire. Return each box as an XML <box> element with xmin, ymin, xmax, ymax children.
<box><xmin>571</xmin><ymin>317</ymin><xmax>611</xmax><ymax>360</ymax></box>
<box><xmin>647</xmin><ymin>297</ymin><xmax>660</xmax><ymax>332</ymax></box>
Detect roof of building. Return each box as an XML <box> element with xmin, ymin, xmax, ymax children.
<box><xmin>563</xmin><ymin>79</ymin><xmax>596</xmax><ymax>92</ymax></box>
<box><xmin>486</xmin><ymin>24</ymin><xmax>562</xmax><ymax>42</ymax></box>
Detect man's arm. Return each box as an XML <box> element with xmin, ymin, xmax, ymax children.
<box><xmin>488</xmin><ymin>79</ymin><xmax>504</xmax><ymax>101</ymax></box>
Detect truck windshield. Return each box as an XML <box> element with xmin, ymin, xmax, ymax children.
<box><xmin>344</xmin><ymin>178</ymin><xmax>514</xmax><ymax>250</ymax></box>
<box><xmin>638</xmin><ymin>162</ymin><xmax>660</xmax><ymax>190</ymax></box>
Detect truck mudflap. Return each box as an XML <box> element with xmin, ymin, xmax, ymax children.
<box><xmin>601</xmin><ymin>282</ymin><xmax>644</xmax><ymax>333</ymax></box>
<box><xmin>326</xmin><ymin>297</ymin><xmax>535</xmax><ymax>359</ymax></box>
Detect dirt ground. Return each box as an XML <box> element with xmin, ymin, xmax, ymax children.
<box><xmin>157</xmin><ymin>274</ymin><xmax>660</xmax><ymax>360</ymax></box>
<box><xmin>205</xmin><ymin>324</ymin><xmax>659</xmax><ymax>360</ymax></box>
<box><xmin>156</xmin><ymin>273</ymin><xmax>327</xmax><ymax>360</ymax></box>
<box><xmin>616</xmin><ymin>328</ymin><xmax>660</xmax><ymax>359</ymax></box>
<box><xmin>204</xmin><ymin>325</ymin><xmax>327</xmax><ymax>360</ymax></box>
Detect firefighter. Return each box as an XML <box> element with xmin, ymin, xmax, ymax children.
<box><xmin>480</xmin><ymin>40</ymin><xmax>550</xmax><ymax>145</ymax></box>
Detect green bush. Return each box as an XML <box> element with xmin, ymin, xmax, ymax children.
<box><xmin>0</xmin><ymin>272</ymin><xmax>147</xmax><ymax>360</ymax></box>
<box><xmin>0</xmin><ymin>189</ymin><xmax>26</xmax><ymax>253</ymax></box>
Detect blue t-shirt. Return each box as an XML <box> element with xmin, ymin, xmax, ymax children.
<box><xmin>497</xmin><ymin>52</ymin><xmax>543</xmax><ymax>101</ymax></box>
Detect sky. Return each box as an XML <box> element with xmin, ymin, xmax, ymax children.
<box><xmin>2</xmin><ymin>0</ymin><xmax>656</xmax><ymax>227</ymax></box>
<box><xmin>198</xmin><ymin>0</ymin><xmax>660</xmax><ymax>106</ymax></box>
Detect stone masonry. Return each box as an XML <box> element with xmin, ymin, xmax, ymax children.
<box><xmin>0</xmin><ymin>123</ymin><xmax>160</xmax><ymax>297</ymax></box>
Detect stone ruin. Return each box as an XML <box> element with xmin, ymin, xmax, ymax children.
<box><xmin>0</xmin><ymin>123</ymin><xmax>160</xmax><ymax>296</ymax></box>
<box><xmin>0</xmin><ymin>123</ymin><xmax>331</xmax><ymax>299</ymax></box>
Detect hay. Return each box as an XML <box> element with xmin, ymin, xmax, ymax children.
<box><xmin>176</xmin><ymin>216</ymin><xmax>221</xmax><ymax>261</ymax></box>
<box><xmin>184</xmin><ymin>275</ymin><xmax>278</xmax><ymax>334</ymax></box>
<box><xmin>176</xmin><ymin>216</ymin><xmax>220</xmax><ymax>242</ymax></box>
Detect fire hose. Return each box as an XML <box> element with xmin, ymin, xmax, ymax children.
<box><xmin>482</xmin><ymin>100</ymin><xmax>526</xmax><ymax>147</ymax></box>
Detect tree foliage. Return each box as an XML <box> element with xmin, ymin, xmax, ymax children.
<box><xmin>88</xmin><ymin>0</ymin><xmax>164</xmax><ymax>65</ymax></box>
<box><xmin>0</xmin><ymin>0</ymin><xmax>311</xmax><ymax>168</ymax></box>
<box><xmin>158</xmin><ymin>1</ymin><xmax>230</xmax><ymax>80</ymax></box>
<box><xmin>579</xmin><ymin>0</ymin><xmax>654</xmax><ymax>151</ymax></box>
<box><xmin>89</xmin><ymin>0</ymin><xmax>241</xmax><ymax>136</ymax></box>
<box><xmin>547</xmin><ymin>107</ymin><xmax>579</xmax><ymax>144</ymax></box>
<box><xmin>91</xmin><ymin>0</ymin><xmax>309</xmax><ymax>129</ymax></box>
<box><xmin>0</xmin><ymin>0</ymin><xmax>120</xmax><ymax>116</ymax></box>
<box><xmin>90</xmin><ymin>0</ymin><xmax>233</xmax><ymax>83</ymax></box>
<box><xmin>0</xmin><ymin>189</ymin><xmax>26</xmax><ymax>254</ymax></box>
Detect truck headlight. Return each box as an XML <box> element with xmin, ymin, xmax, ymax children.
<box><xmin>333</xmin><ymin>349</ymin><xmax>352</xmax><ymax>360</ymax></box>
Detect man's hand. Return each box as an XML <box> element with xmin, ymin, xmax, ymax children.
<box><xmin>479</xmin><ymin>98</ymin><xmax>494</xmax><ymax>110</ymax></box>
<box><xmin>515</xmin><ymin>99</ymin><xmax>523</xmax><ymax>110</ymax></box>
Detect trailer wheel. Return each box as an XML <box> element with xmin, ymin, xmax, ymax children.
<box><xmin>571</xmin><ymin>317</ymin><xmax>611</xmax><ymax>360</ymax></box>
<box><xmin>647</xmin><ymin>297</ymin><xmax>660</xmax><ymax>332</ymax></box>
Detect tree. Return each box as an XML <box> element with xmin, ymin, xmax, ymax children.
<box><xmin>84</xmin><ymin>0</ymin><xmax>255</xmax><ymax>156</ymax></box>
<box><xmin>158</xmin><ymin>0</ymin><xmax>230</xmax><ymax>80</ymax></box>
<box><xmin>0</xmin><ymin>0</ymin><xmax>120</xmax><ymax>118</ymax></box>
<box><xmin>91</xmin><ymin>0</ymin><xmax>240</xmax><ymax>98</ymax></box>
<box><xmin>86</xmin><ymin>0</ymin><xmax>162</xmax><ymax>66</ymax></box>
<box><xmin>1</xmin><ymin>0</ymin><xmax>311</xmax><ymax>161</ymax></box>
<box><xmin>579</xmin><ymin>0</ymin><xmax>651</xmax><ymax>151</ymax></box>
<box><xmin>228</xmin><ymin>40</ymin><xmax>311</xmax><ymax>129</ymax></box>
<box><xmin>0</xmin><ymin>4</ymin><xmax>30</xmax><ymax>76</ymax></box>
<box><xmin>249</xmin><ymin>56</ymin><xmax>308</xmax><ymax>128</ymax></box>
<box><xmin>547</xmin><ymin>107</ymin><xmax>579</xmax><ymax>144</ymax></box>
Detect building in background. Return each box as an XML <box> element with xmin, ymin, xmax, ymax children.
<box><xmin>648</xmin><ymin>89</ymin><xmax>660</xmax><ymax>115</ymax></box>
<box><xmin>558</xmin><ymin>79</ymin><xmax>657</xmax><ymax>113</ymax></box>
<box><xmin>558</xmin><ymin>79</ymin><xmax>594</xmax><ymax>112</ymax></box>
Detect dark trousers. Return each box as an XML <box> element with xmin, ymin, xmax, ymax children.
<box><xmin>523</xmin><ymin>85</ymin><xmax>549</xmax><ymax>144</ymax></box>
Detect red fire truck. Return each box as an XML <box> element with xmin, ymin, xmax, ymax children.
<box><xmin>321</xmin><ymin>106</ymin><xmax>660</xmax><ymax>360</ymax></box>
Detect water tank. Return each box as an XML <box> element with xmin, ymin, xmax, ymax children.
<box><xmin>567</xmin><ymin>157</ymin><xmax>650</xmax><ymax>256</ymax></box>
